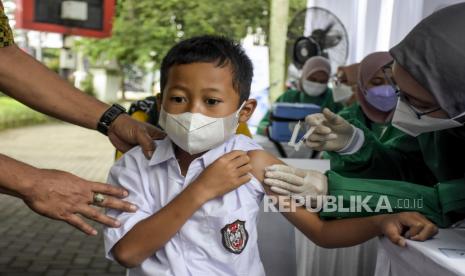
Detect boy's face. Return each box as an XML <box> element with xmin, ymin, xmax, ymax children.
<box><xmin>159</xmin><ymin>62</ymin><xmax>256</xmax><ymax>122</ymax></box>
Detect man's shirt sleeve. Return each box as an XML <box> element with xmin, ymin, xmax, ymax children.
<box><xmin>0</xmin><ymin>1</ymin><xmax>15</xmax><ymax>47</ymax></box>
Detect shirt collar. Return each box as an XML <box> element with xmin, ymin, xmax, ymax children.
<box><xmin>199</xmin><ymin>135</ymin><xmax>236</xmax><ymax>168</ymax></box>
<box><xmin>148</xmin><ymin>135</ymin><xmax>236</xmax><ymax>168</ymax></box>
<box><xmin>148</xmin><ymin>137</ymin><xmax>176</xmax><ymax>166</ymax></box>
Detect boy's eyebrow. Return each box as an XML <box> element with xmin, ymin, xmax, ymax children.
<box><xmin>201</xmin><ymin>87</ymin><xmax>222</xmax><ymax>93</ymax></box>
<box><xmin>168</xmin><ymin>85</ymin><xmax>190</xmax><ymax>92</ymax></box>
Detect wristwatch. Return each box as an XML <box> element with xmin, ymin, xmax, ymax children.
<box><xmin>97</xmin><ymin>104</ymin><xmax>126</xmax><ymax>135</ymax></box>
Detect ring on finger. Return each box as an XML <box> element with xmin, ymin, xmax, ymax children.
<box><xmin>93</xmin><ymin>192</ymin><xmax>105</xmax><ymax>205</ymax></box>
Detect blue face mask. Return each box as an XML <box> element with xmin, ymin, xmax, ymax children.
<box><xmin>364</xmin><ymin>85</ymin><xmax>397</xmax><ymax>112</ymax></box>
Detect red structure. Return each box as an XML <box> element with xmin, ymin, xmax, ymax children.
<box><xmin>15</xmin><ymin>0</ymin><xmax>115</xmax><ymax>38</ymax></box>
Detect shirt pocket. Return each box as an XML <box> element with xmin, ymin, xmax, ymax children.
<box><xmin>205</xmin><ymin>203</ymin><xmax>257</xmax><ymax>252</ymax></box>
<box><xmin>201</xmin><ymin>204</ymin><xmax>261</xmax><ymax>276</ymax></box>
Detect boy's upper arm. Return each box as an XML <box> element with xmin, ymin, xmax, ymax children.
<box><xmin>247</xmin><ymin>150</ymin><xmax>285</xmax><ymax>194</ymax></box>
<box><xmin>247</xmin><ymin>150</ymin><xmax>322</xmax><ymax>228</ymax></box>
<box><xmin>247</xmin><ymin>150</ymin><xmax>283</xmax><ymax>181</ymax></box>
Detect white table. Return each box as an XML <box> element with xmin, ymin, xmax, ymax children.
<box><xmin>375</xmin><ymin>226</ymin><xmax>465</xmax><ymax>276</ymax></box>
<box><xmin>257</xmin><ymin>159</ymin><xmax>379</xmax><ymax>276</ymax></box>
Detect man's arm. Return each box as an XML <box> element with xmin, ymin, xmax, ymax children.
<box><xmin>0</xmin><ymin>45</ymin><xmax>106</xmax><ymax>129</ymax></box>
<box><xmin>0</xmin><ymin>45</ymin><xmax>165</xmax><ymax>157</ymax></box>
<box><xmin>0</xmin><ymin>153</ymin><xmax>137</xmax><ymax>235</ymax></box>
<box><xmin>0</xmin><ymin>8</ymin><xmax>163</xmax><ymax>234</ymax></box>
<box><xmin>248</xmin><ymin>150</ymin><xmax>438</xmax><ymax>248</ymax></box>
<box><xmin>110</xmin><ymin>151</ymin><xmax>252</xmax><ymax>268</ymax></box>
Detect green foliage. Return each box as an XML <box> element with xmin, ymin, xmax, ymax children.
<box><xmin>42</xmin><ymin>48</ymin><xmax>60</xmax><ymax>73</ymax></box>
<box><xmin>79</xmin><ymin>0</ymin><xmax>269</xmax><ymax>67</ymax></box>
<box><xmin>78</xmin><ymin>0</ymin><xmax>306</xmax><ymax>71</ymax></box>
<box><xmin>81</xmin><ymin>73</ymin><xmax>95</xmax><ymax>97</ymax></box>
<box><xmin>289</xmin><ymin>0</ymin><xmax>307</xmax><ymax>24</ymax></box>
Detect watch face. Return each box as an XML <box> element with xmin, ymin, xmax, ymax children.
<box><xmin>97</xmin><ymin>104</ymin><xmax>126</xmax><ymax>135</ymax></box>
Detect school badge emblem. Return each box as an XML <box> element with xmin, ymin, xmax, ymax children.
<box><xmin>221</xmin><ymin>219</ymin><xmax>248</xmax><ymax>254</ymax></box>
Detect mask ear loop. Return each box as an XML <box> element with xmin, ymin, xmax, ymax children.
<box><xmin>236</xmin><ymin>101</ymin><xmax>247</xmax><ymax>118</ymax></box>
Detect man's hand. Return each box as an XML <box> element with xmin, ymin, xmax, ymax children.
<box><xmin>108</xmin><ymin>114</ymin><xmax>166</xmax><ymax>159</ymax></box>
<box><xmin>377</xmin><ymin>212</ymin><xmax>438</xmax><ymax>247</ymax></box>
<box><xmin>191</xmin><ymin>150</ymin><xmax>252</xmax><ymax>201</ymax></box>
<box><xmin>22</xmin><ymin>168</ymin><xmax>138</xmax><ymax>236</ymax></box>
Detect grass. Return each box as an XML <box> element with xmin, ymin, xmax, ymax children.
<box><xmin>0</xmin><ymin>97</ymin><xmax>53</xmax><ymax>131</ymax></box>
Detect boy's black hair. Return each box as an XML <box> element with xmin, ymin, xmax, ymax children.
<box><xmin>160</xmin><ymin>35</ymin><xmax>253</xmax><ymax>104</ymax></box>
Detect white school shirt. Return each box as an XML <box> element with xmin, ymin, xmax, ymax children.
<box><xmin>104</xmin><ymin>134</ymin><xmax>266</xmax><ymax>276</ymax></box>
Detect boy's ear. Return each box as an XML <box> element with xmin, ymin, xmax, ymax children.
<box><xmin>238</xmin><ymin>99</ymin><xmax>257</xmax><ymax>123</ymax></box>
<box><xmin>156</xmin><ymin>93</ymin><xmax>162</xmax><ymax>113</ymax></box>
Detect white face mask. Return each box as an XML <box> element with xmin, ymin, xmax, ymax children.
<box><xmin>391</xmin><ymin>98</ymin><xmax>464</xmax><ymax>137</ymax></box>
<box><xmin>158</xmin><ymin>102</ymin><xmax>245</xmax><ymax>154</ymax></box>
<box><xmin>302</xmin><ymin>80</ymin><xmax>327</xmax><ymax>96</ymax></box>
<box><xmin>332</xmin><ymin>83</ymin><xmax>353</xmax><ymax>103</ymax></box>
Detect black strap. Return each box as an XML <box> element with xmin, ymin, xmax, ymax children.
<box><xmin>97</xmin><ymin>104</ymin><xmax>126</xmax><ymax>135</ymax></box>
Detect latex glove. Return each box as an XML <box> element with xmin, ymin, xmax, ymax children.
<box><xmin>305</xmin><ymin>108</ymin><xmax>363</xmax><ymax>154</ymax></box>
<box><xmin>264</xmin><ymin>164</ymin><xmax>327</xmax><ymax>207</ymax></box>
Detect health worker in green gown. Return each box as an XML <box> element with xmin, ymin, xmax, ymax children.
<box><xmin>263</xmin><ymin>3</ymin><xmax>465</xmax><ymax>227</ymax></box>
<box><xmin>331</xmin><ymin>63</ymin><xmax>360</xmax><ymax>106</ymax></box>
<box><xmin>322</xmin><ymin>51</ymin><xmax>422</xmax><ymax>179</ymax></box>
<box><xmin>257</xmin><ymin>56</ymin><xmax>342</xmax><ymax>136</ymax></box>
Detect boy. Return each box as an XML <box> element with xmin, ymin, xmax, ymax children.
<box><xmin>104</xmin><ymin>35</ymin><xmax>437</xmax><ymax>276</ymax></box>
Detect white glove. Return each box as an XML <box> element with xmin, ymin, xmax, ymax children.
<box><xmin>264</xmin><ymin>164</ymin><xmax>328</xmax><ymax>208</ymax></box>
<box><xmin>305</xmin><ymin>108</ymin><xmax>364</xmax><ymax>154</ymax></box>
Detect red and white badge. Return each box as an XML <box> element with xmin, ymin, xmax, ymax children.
<box><xmin>221</xmin><ymin>219</ymin><xmax>248</xmax><ymax>254</ymax></box>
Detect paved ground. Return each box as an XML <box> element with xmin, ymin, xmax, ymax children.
<box><xmin>0</xmin><ymin>123</ymin><xmax>126</xmax><ymax>276</ymax></box>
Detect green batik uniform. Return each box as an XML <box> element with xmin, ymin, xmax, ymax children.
<box><xmin>0</xmin><ymin>2</ymin><xmax>14</xmax><ymax>48</ymax></box>
<box><xmin>320</xmin><ymin>125</ymin><xmax>465</xmax><ymax>228</ymax></box>
<box><xmin>257</xmin><ymin>88</ymin><xmax>342</xmax><ymax>135</ymax></box>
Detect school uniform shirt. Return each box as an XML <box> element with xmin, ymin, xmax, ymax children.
<box><xmin>104</xmin><ymin>134</ymin><xmax>266</xmax><ymax>276</ymax></box>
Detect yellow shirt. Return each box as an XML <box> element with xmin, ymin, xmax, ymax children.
<box><xmin>0</xmin><ymin>1</ymin><xmax>14</xmax><ymax>47</ymax></box>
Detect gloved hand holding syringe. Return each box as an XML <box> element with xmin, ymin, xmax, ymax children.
<box><xmin>288</xmin><ymin>108</ymin><xmax>365</xmax><ymax>154</ymax></box>
<box><xmin>264</xmin><ymin>115</ymin><xmax>328</xmax><ymax>206</ymax></box>
<box><xmin>288</xmin><ymin>122</ymin><xmax>316</xmax><ymax>151</ymax></box>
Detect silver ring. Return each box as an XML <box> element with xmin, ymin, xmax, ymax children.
<box><xmin>93</xmin><ymin>193</ymin><xmax>105</xmax><ymax>205</ymax></box>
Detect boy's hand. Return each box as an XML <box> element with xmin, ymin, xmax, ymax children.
<box><xmin>378</xmin><ymin>212</ymin><xmax>438</xmax><ymax>247</ymax></box>
<box><xmin>191</xmin><ymin>150</ymin><xmax>252</xmax><ymax>201</ymax></box>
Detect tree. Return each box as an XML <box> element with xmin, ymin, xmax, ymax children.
<box><xmin>77</xmin><ymin>0</ymin><xmax>306</xmax><ymax>92</ymax></box>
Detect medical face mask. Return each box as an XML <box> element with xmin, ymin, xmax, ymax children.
<box><xmin>364</xmin><ymin>85</ymin><xmax>397</xmax><ymax>112</ymax></box>
<box><xmin>302</xmin><ymin>80</ymin><xmax>327</xmax><ymax>97</ymax></box>
<box><xmin>158</xmin><ymin>102</ymin><xmax>245</xmax><ymax>155</ymax></box>
<box><xmin>332</xmin><ymin>83</ymin><xmax>353</xmax><ymax>103</ymax></box>
<box><xmin>391</xmin><ymin>98</ymin><xmax>464</xmax><ymax>137</ymax></box>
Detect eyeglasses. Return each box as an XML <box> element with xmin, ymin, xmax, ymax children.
<box><xmin>382</xmin><ymin>62</ymin><xmax>441</xmax><ymax>119</ymax></box>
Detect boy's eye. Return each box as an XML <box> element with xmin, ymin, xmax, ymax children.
<box><xmin>170</xmin><ymin>96</ymin><xmax>187</xmax><ymax>103</ymax></box>
<box><xmin>205</xmin><ymin>99</ymin><xmax>222</xmax><ymax>105</ymax></box>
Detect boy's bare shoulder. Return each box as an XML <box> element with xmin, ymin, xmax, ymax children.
<box><xmin>247</xmin><ymin>150</ymin><xmax>285</xmax><ymax>183</ymax></box>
